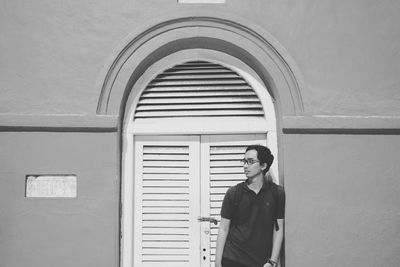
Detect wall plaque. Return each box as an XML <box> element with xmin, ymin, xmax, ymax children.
<box><xmin>26</xmin><ymin>175</ymin><xmax>77</xmax><ymax>198</ymax></box>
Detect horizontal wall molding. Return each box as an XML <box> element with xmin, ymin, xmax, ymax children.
<box><xmin>2</xmin><ymin>114</ymin><xmax>400</xmax><ymax>134</ymax></box>
<box><xmin>0</xmin><ymin>114</ymin><xmax>118</xmax><ymax>132</ymax></box>
<box><xmin>283</xmin><ymin>116</ymin><xmax>400</xmax><ymax>134</ymax></box>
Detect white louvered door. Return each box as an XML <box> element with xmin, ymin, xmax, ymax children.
<box><xmin>134</xmin><ymin>136</ymin><xmax>201</xmax><ymax>267</ymax></box>
<box><xmin>134</xmin><ymin>134</ymin><xmax>267</xmax><ymax>267</ymax></box>
<box><xmin>200</xmin><ymin>135</ymin><xmax>268</xmax><ymax>267</ymax></box>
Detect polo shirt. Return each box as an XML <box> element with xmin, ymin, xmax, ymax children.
<box><xmin>220</xmin><ymin>180</ymin><xmax>285</xmax><ymax>267</ymax></box>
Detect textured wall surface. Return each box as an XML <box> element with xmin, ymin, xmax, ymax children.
<box><xmin>0</xmin><ymin>132</ymin><xmax>119</xmax><ymax>267</ymax></box>
<box><xmin>284</xmin><ymin>134</ymin><xmax>400</xmax><ymax>266</ymax></box>
<box><xmin>1</xmin><ymin>1</ymin><xmax>400</xmax><ymax>267</ymax></box>
<box><xmin>0</xmin><ymin>0</ymin><xmax>399</xmax><ymax>115</ymax></box>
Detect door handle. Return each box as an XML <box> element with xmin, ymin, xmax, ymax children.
<box><xmin>198</xmin><ymin>216</ymin><xmax>218</xmax><ymax>225</ymax></box>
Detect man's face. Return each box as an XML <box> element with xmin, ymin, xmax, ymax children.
<box><xmin>243</xmin><ymin>149</ymin><xmax>266</xmax><ymax>179</ymax></box>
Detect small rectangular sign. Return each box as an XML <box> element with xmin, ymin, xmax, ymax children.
<box><xmin>26</xmin><ymin>175</ymin><xmax>77</xmax><ymax>198</ymax></box>
<box><xmin>178</xmin><ymin>0</ymin><xmax>226</xmax><ymax>3</ymax></box>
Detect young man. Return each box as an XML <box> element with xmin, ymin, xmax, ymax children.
<box><xmin>215</xmin><ymin>145</ymin><xmax>285</xmax><ymax>267</ymax></box>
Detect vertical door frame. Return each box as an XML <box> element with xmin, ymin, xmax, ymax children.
<box><xmin>199</xmin><ymin>138</ymin><xmax>211</xmax><ymax>266</ymax></box>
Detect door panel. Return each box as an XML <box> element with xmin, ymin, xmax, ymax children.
<box><xmin>200</xmin><ymin>135</ymin><xmax>267</xmax><ymax>266</ymax></box>
<box><xmin>134</xmin><ymin>136</ymin><xmax>201</xmax><ymax>267</ymax></box>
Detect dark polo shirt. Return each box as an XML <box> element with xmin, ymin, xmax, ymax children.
<box><xmin>221</xmin><ymin>180</ymin><xmax>285</xmax><ymax>267</ymax></box>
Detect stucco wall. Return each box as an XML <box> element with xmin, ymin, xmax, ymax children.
<box><xmin>284</xmin><ymin>134</ymin><xmax>400</xmax><ymax>266</ymax></box>
<box><xmin>0</xmin><ymin>132</ymin><xmax>119</xmax><ymax>267</ymax></box>
<box><xmin>1</xmin><ymin>0</ymin><xmax>399</xmax><ymax>115</ymax></box>
<box><xmin>1</xmin><ymin>1</ymin><xmax>400</xmax><ymax>267</ymax></box>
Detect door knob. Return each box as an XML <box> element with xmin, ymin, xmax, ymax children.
<box><xmin>197</xmin><ymin>216</ymin><xmax>218</xmax><ymax>225</ymax></box>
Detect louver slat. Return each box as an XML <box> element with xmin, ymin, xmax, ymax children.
<box><xmin>173</xmin><ymin>62</ymin><xmax>223</xmax><ymax>68</ymax></box>
<box><xmin>138</xmin><ymin>97</ymin><xmax>260</xmax><ymax>104</ymax></box>
<box><xmin>135</xmin><ymin>110</ymin><xmax>264</xmax><ymax>119</ymax></box>
<box><xmin>141</xmin><ymin>91</ymin><xmax>256</xmax><ymax>98</ymax></box>
<box><xmin>148</xmin><ymin>79</ymin><xmax>247</xmax><ymax>86</ymax></box>
<box><xmin>153</xmin><ymin>73</ymin><xmax>240</xmax><ymax>80</ymax></box>
<box><xmin>145</xmin><ymin>85</ymin><xmax>252</xmax><ymax>92</ymax></box>
<box><xmin>141</xmin><ymin>144</ymin><xmax>192</xmax><ymax>266</ymax></box>
<box><xmin>162</xmin><ymin>69</ymin><xmax>232</xmax><ymax>75</ymax></box>
<box><xmin>134</xmin><ymin>61</ymin><xmax>264</xmax><ymax>119</ymax></box>
<box><xmin>136</xmin><ymin>103</ymin><xmax>263</xmax><ymax>111</ymax></box>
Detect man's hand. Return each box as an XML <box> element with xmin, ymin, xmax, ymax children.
<box><xmin>263</xmin><ymin>259</ymin><xmax>277</xmax><ymax>267</ymax></box>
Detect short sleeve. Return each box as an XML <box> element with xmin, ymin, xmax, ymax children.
<box><xmin>220</xmin><ymin>186</ymin><xmax>236</xmax><ymax>220</ymax></box>
<box><xmin>275</xmin><ymin>185</ymin><xmax>286</xmax><ymax>219</ymax></box>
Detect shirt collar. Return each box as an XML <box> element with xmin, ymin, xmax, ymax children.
<box><xmin>244</xmin><ymin>178</ymin><xmax>270</xmax><ymax>192</ymax></box>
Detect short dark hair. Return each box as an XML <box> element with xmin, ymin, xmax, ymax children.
<box><xmin>245</xmin><ymin>145</ymin><xmax>274</xmax><ymax>175</ymax></box>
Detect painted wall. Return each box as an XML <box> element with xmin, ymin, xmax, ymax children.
<box><xmin>284</xmin><ymin>134</ymin><xmax>400</xmax><ymax>266</ymax></box>
<box><xmin>1</xmin><ymin>0</ymin><xmax>399</xmax><ymax>115</ymax></box>
<box><xmin>1</xmin><ymin>1</ymin><xmax>400</xmax><ymax>267</ymax></box>
<box><xmin>0</xmin><ymin>132</ymin><xmax>119</xmax><ymax>267</ymax></box>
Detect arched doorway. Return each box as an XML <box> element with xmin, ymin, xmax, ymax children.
<box><xmin>122</xmin><ymin>53</ymin><xmax>278</xmax><ymax>267</ymax></box>
<box><xmin>98</xmin><ymin>16</ymin><xmax>304</xmax><ymax>267</ymax></box>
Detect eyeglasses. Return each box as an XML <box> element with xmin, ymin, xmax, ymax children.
<box><xmin>239</xmin><ymin>158</ymin><xmax>260</xmax><ymax>166</ymax></box>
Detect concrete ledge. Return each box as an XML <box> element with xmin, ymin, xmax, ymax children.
<box><xmin>283</xmin><ymin>115</ymin><xmax>400</xmax><ymax>134</ymax></box>
<box><xmin>2</xmin><ymin>114</ymin><xmax>400</xmax><ymax>134</ymax></box>
<box><xmin>0</xmin><ymin>114</ymin><xmax>119</xmax><ymax>132</ymax></box>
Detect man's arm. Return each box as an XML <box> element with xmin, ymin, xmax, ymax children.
<box><xmin>264</xmin><ymin>218</ymin><xmax>284</xmax><ymax>267</ymax></box>
<box><xmin>215</xmin><ymin>217</ymin><xmax>231</xmax><ymax>267</ymax></box>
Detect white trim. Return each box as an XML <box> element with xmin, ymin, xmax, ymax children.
<box><xmin>200</xmin><ymin>136</ymin><xmax>211</xmax><ymax>267</ymax></box>
<box><xmin>130</xmin><ymin>117</ymin><xmax>269</xmax><ymax>135</ymax></box>
<box><xmin>121</xmin><ymin>51</ymin><xmax>278</xmax><ymax>267</ymax></box>
<box><xmin>121</xmin><ymin>127</ymin><xmax>134</xmax><ymax>267</ymax></box>
<box><xmin>133</xmin><ymin>139</ymin><xmax>144</xmax><ymax>267</ymax></box>
<box><xmin>189</xmin><ymin>137</ymin><xmax>202</xmax><ymax>266</ymax></box>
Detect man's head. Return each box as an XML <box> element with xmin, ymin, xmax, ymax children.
<box><xmin>244</xmin><ymin>145</ymin><xmax>274</xmax><ymax>176</ymax></box>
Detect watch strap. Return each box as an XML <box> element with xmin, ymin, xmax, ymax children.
<box><xmin>267</xmin><ymin>259</ymin><xmax>277</xmax><ymax>267</ymax></box>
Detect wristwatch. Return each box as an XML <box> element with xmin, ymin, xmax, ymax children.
<box><xmin>267</xmin><ymin>259</ymin><xmax>277</xmax><ymax>267</ymax></box>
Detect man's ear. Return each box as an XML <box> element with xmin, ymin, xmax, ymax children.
<box><xmin>261</xmin><ymin>162</ymin><xmax>268</xmax><ymax>171</ymax></box>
